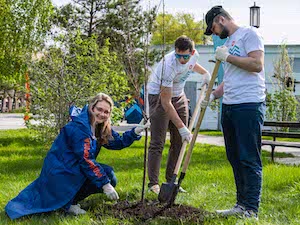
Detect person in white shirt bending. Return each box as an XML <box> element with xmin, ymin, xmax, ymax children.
<box><xmin>147</xmin><ymin>35</ymin><xmax>211</xmax><ymax>194</ymax></box>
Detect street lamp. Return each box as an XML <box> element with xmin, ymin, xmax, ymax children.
<box><xmin>250</xmin><ymin>2</ymin><xmax>260</xmax><ymax>28</ymax></box>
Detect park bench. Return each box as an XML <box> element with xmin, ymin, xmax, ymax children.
<box><xmin>262</xmin><ymin>121</ymin><xmax>300</xmax><ymax>162</ymax></box>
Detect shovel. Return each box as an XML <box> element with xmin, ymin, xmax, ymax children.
<box><xmin>158</xmin><ymin>84</ymin><xmax>206</xmax><ymax>203</ymax></box>
<box><xmin>158</xmin><ymin>60</ymin><xmax>221</xmax><ymax>205</ymax></box>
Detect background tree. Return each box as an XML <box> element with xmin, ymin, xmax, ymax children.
<box><xmin>53</xmin><ymin>0</ymin><xmax>157</xmax><ymax>98</ymax></box>
<box><xmin>0</xmin><ymin>0</ymin><xmax>53</xmax><ymax>111</ymax></box>
<box><xmin>51</xmin><ymin>3</ymin><xmax>82</xmax><ymax>35</ymax></box>
<box><xmin>29</xmin><ymin>34</ymin><xmax>128</xmax><ymax>141</ymax></box>
<box><xmin>24</xmin><ymin>0</ymin><xmax>158</xmax><ymax>141</ymax></box>
<box><xmin>115</xmin><ymin>0</ymin><xmax>157</xmax><ymax>98</ymax></box>
<box><xmin>266</xmin><ymin>43</ymin><xmax>299</xmax><ymax>127</ymax></box>
<box><xmin>151</xmin><ymin>13</ymin><xmax>208</xmax><ymax>45</ymax></box>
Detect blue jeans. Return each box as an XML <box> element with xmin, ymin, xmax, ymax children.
<box><xmin>221</xmin><ymin>102</ymin><xmax>265</xmax><ymax>212</ymax></box>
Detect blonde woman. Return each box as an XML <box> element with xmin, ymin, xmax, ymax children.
<box><xmin>5</xmin><ymin>93</ymin><xmax>149</xmax><ymax>219</ymax></box>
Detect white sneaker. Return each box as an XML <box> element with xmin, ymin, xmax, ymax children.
<box><xmin>67</xmin><ymin>204</ymin><xmax>86</xmax><ymax>215</ymax></box>
<box><xmin>149</xmin><ymin>184</ymin><xmax>160</xmax><ymax>194</ymax></box>
<box><xmin>216</xmin><ymin>204</ymin><xmax>245</xmax><ymax>216</ymax></box>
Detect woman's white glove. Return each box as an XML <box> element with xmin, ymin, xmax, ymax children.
<box><xmin>200</xmin><ymin>93</ymin><xmax>216</xmax><ymax>109</ymax></box>
<box><xmin>134</xmin><ymin>119</ymin><xmax>151</xmax><ymax>135</ymax></box>
<box><xmin>215</xmin><ymin>46</ymin><xmax>230</xmax><ymax>62</ymax></box>
<box><xmin>178</xmin><ymin>126</ymin><xmax>192</xmax><ymax>143</ymax></box>
<box><xmin>201</xmin><ymin>72</ymin><xmax>211</xmax><ymax>87</ymax></box>
<box><xmin>102</xmin><ymin>183</ymin><xmax>119</xmax><ymax>200</ymax></box>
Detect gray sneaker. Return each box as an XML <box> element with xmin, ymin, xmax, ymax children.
<box><xmin>67</xmin><ymin>204</ymin><xmax>86</xmax><ymax>215</ymax></box>
<box><xmin>216</xmin><ymin>204</ymin><xmax>245</xmax><ymax>216</ymax></box>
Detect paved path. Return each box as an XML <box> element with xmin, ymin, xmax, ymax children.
<box><xmin>1</xmin><ymin>114</ymin><xmax>299</xmax><ymax>165</ymax></box>
<box><xmin>0</xmin><ymin>113</ymin><xmax>26</xmax><ymax>130</ymax></box>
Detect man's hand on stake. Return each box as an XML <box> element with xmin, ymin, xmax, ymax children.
<box><xmin>201</xmin><ymin>93</ymin><xmax>216</xmax><ymax>109</ymax></box>
<box><xmin>134</xmin><ymin>119</ymin><xmax>151</xmax><ymax>135</ymax></box>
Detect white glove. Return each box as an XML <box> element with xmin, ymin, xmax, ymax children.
<box><xmin>200</xmin><ymin>93</ymin><xmax>216</xmax><ymax>109</ymax></box>
<box><xmin>178</xmin><ymin>126</ymin><xmax>192</xmax><ymax>143</ymax></box>
<box><xmin>134</xmin><ymin>119</ymin><xmax>151</xmax><ymax>135</ymax></box>
<box><xmin>215</xmin><ymin>46</ymin><xmax>230</xmax><ymax>62</ymax></box>
<box><xmin>102</xmin><ymin>183</ymin><xmax>119</xmax><ymax>200</ymax></box>
<box><xmin>201</xmin><ymin>72</ymin><xmax>211</xmax><ymax>87</ymax></box>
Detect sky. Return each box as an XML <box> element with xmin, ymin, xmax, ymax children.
<box><xmin>52</xmin><ymin>0</ymin><xmax>300</xmax><ymax>45</ymax></box>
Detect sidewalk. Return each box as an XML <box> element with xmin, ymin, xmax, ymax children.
<box><xmin>112</xmin><ymin>122</ymin><xmax>300</xmax><ymax>166</ymax></box>
<box><xmin>0</xmin><ymin>113</ymin><xmax>26</xmax><ymax>130</ymax></box>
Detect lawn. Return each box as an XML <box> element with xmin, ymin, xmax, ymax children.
<box><xmin>1</xmin><ymin>129</ymin><xmax>300</xmax><ymax>224</ymax></box>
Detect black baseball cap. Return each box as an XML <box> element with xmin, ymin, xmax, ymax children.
<box><xmin>204</xmin><ymin>5</ymin><xmax>227</xmax><ymax>35</ymax></box>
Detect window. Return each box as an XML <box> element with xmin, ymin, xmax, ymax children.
<box><xmin>293</xmin><ymin>57</ymin><xmax>300</xmax><ymax>73</ymax></box>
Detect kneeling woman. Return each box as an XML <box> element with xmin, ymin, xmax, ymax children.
<box><xmin>5</xmin><ymin>93</ymin><xmax>148</xmax><ymax>219</ymax></box>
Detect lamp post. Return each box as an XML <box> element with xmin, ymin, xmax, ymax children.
<box><xmin>250</xmin><ymin>2</ymin><xmax>260</xmax><ymax>28</ymax></box>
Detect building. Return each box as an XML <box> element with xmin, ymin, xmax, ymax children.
<box><xmin>0</xmin><ymin>90</ymin><xmax>25</xmax><ymax>113</ymax></box>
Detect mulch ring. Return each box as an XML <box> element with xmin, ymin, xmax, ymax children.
<box><xmin>100</xmin><ymin>199</ymin><xmax>210</xmax><ymax>224</ymax></box>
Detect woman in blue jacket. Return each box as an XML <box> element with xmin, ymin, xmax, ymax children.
<box><xmin>5</xmin><ymin>93</ymin><xmax>149</xmax><ymax>219</ymax></box>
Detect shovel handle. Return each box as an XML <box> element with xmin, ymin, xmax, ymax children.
<box><xmin>188</xmin><ymin>86</ymin><xmax>207</xmax><ymax>131</ymax></box>
<box><xmin>181</xmin><ymin>60</ymin><xmax>221</xmax><ymax>173</ymax></box>
<box><xmin>172</xmin><ymin>85</ymin><xmax>207</xmax><ymax>176</ymax></box>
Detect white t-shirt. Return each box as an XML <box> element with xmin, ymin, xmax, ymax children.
<box><xmin>222</xmin><ymin>26</ymin><xmax>266</xmax><ymax>104</ymax></box>
<box><xmin>147</xmin><ymin>50</ymin><xmax>199</xmax><ymax>97</ymax></box>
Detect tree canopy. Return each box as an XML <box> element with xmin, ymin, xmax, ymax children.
<box><xmin>151</xmin><ymin>13</ymin><xmax>208</xmax><ymax>45</ymax></box>
<box><xmin>53</xmin><ymin>0</ymin><xmax>157</xmax><ymax>97</ymax></box>
<box><xmin>0</xmin><ymin>0</ymin><xmax>53</xmax><ymax>103</ymax></box>
<box><xmin>29</xmin><ymin>34</ymin><xmax>128</xmax><ymax>140</ymax></box>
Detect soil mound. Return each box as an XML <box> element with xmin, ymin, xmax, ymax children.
<box><xmin>106</xmin><ymin>200</ymin><xmax>209</xmax><ymax>224</ymax></box>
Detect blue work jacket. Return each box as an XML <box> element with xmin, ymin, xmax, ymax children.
<box><xmin>5</xmin><ymin>105</ymin><xmax>140</xmax><ymax>219</ymax></box>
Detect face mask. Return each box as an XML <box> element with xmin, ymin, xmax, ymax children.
<box><xmin>219</xmin><ymin>23</ymin><xmax>229</xmax><ymax>39</ymax></box>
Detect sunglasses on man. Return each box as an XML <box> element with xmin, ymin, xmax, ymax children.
<box><xmin>175</xmin><ymin>53</ymin><xmax>192</xmax><ymax>60</ymax></box>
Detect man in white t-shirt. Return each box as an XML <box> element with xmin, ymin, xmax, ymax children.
<box><xmin>203</xmin><ymin>6</ymin><xmax>266</xmax><ymax>219</ymax></box>
<box><xmin>147</xmin><ymin>35</ymin><xmax>211</xmax><ymax>194</ymax></box>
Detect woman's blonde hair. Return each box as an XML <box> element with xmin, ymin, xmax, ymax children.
<box><xmin>88</xmin><ymin>93</ymin><xmax>114</xmax><ymax>145</ymax></box>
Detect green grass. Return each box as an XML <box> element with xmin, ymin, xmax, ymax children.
<box><xmin>1</xmin><ymin>129</ymin><xmax>300</xmax><ymax>224</ymax></box>
<box><xmin>199</xmin><ymin>130</ymin><xmax>223</xmax><ymax>136</ymax></box>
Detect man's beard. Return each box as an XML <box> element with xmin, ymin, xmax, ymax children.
<box><xmin>219</xmin><ymin>24</ymin><xmax>229</xmax><ymax>39</ymax></box>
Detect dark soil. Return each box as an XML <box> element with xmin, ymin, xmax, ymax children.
<box><xmin>102</xmin><ymin>199</ymin><xmax>210</xmax><ymax>224</ymax></box>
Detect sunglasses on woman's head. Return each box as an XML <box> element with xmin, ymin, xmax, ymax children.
<box><xmin>175</xmin><ymin>53</ymin><xmax>191</xmax><ymax>60</ymax></box>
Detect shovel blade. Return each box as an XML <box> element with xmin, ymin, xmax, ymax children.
<box><xmin>158</xmin><ymin>182</ymin><xmax>178</xmax><ymax>203</ymax></box>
